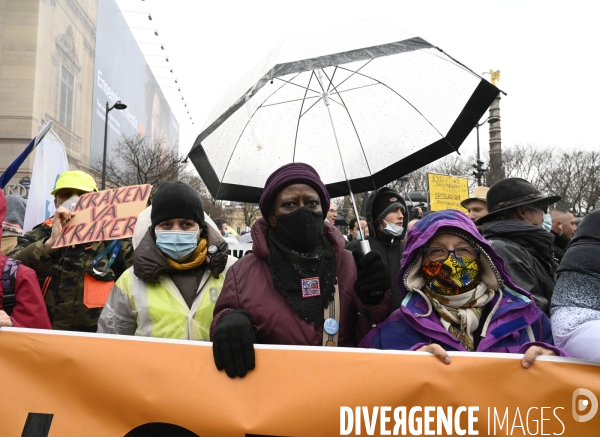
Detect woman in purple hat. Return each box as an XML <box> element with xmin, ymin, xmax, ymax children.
<box><xmin>210</xmin><ymin>163</ymin><xmax>393</xmax><ymax>378</ymax></box>
<box><xmin>359</xmin><ymin>210</ymin><xmax>568</xmax><ymax>367</ymax></box>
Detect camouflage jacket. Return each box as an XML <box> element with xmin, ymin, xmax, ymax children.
<box><xmin>9</xmin><ymin>222</ymin><xmax>133</xmax><ymax>331</ymax></box>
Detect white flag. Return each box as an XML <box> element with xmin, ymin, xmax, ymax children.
<box><xmin>23</xmin><ymin>128</ymin><xmax>69</xmax><ymax>232</ymax></box>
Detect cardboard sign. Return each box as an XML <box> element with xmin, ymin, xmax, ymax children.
<box><xmin>427</xmin><ymin>173</ymin><xmax>469</xmax><ymax>212</ymax></box>
<box><xmin>1</xmin><ymin>328</ymin><xmax>599</xmax><ymax>436</ymax></box>
<box><xmin>52</xmin><ymin>184</ymin><xmax>152</xmax><ymax>248</ymax></box>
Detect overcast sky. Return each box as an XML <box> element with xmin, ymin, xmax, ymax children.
<box><xmin>115</xmin><ymin>0</ymin><xmax>599</xmax><ymax>161</ymax></box>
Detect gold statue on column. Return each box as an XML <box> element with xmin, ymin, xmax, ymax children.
<box><xmin>483</xmin><ymin>70</ymin><xmax>500</xmax><ymax>85</ymax></box>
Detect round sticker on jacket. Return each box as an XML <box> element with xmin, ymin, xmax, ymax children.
<box><xmin>323</xmin><ymin>318</ymin><xmax>339</xmax><ymax>335</ymax></box>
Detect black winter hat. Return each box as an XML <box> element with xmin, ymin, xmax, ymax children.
<box><xmin>372</xmin><ymin>189</ymin><xmax>405</xmax><ymax>226</ymax></box>
<box><xmin>476</xmin><ymin>178</ymin><xmax>561</xmax><ymax>225</ymax></box>
<box><xmin>151</xmin><ymin>181</ymin><xmax>205</xmax><ymax>228</ymax></box>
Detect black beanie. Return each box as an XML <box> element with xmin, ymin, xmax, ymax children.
<box><xmin>151</xmin><ymin>181</ymin><xmax>204</xmax><ymax>228</ymax></box>
<box><xmin>372</xmin><ymin>190</ymin><xmax>405</xmax><ymax>226</ymax></box>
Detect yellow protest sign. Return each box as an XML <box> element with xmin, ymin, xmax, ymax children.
<box><xmin>427</xmin><ymin>173</ymin><xmax>469</xmax><ymax>212</ymax></box>
<box><xmin>1</xmin><ymin>328</ymin><xmax>599</xmax><ymax>436</ymax></box>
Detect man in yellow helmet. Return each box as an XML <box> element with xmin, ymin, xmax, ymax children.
<box><xmin>10</xmin><ymin>170</ymin><xmax>134</xmax><ymax>332</ymax></box>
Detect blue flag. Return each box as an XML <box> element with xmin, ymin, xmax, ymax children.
<box><xmin>0</xmin><ymin>121</ymin><xmax>53</xmax><ymax>189</ymax></box>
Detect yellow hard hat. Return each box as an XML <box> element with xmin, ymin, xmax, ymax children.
<box><xmin>51</xmin><ymin>171</ymin><xmax>99</xmax><ymax>196</ymax></box>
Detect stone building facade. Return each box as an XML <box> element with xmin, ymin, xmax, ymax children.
<box><xmin>0</xmin><ymin>0</ymin><xmax>98</xmax><ymax>189</ymax></box>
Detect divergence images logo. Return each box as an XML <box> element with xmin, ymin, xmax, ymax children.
<box><xmin>572</xmin><ymin>388</ymin><xmax>598</xmax><ymax>423</ymax></box>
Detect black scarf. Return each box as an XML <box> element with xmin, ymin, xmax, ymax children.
<box><xmin>267</xmin><ymin>228</ymin><xmax>337</xmax><ymax>327</ymax></box>
<box><xmin>482</xmin><ymin>220</ymin><xmax>557</xmax><ymax>276</ymax></box>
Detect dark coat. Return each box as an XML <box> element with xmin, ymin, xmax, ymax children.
<box><xmin>551</xmin><ymin>231</ymin><xmax>569</xmax><ymax>264</ymax></box>
<box><xmin>211</xmin><ymin>218</ymin><xmax>392</xmax><ymax>346</ymax></box>
<box><xmin>480</xmin><ymin>220</ymin><xmax>556</xmax><ymax>316</ymax></box>
<box><xmin>347</xmin><ymin>188</ymin><xmax>407</xmax><ymax>310</ymax></box>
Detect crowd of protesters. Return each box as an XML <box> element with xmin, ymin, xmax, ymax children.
<box><xmin>0</xmin><ymin>164</ymin><xmax>597</xmax><ymax>379</ymax></box>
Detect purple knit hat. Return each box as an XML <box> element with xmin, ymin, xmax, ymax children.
<box><xmin>259</xmin><ymin>163</ymin><xmax>331</xmax><ymax>220</ymax></box>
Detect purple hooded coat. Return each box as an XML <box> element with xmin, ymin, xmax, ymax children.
<box><xmin>359</xmin><ymin>210</ymin><xmax>566</xmax><ymax>355</ymax></box>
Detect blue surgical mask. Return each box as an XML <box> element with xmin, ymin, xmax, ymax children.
<box><xmin>224</xmin><ymin>230</ymin><xmax>231</xmax><ymax>238</ymax></box>
<box><xmin>155</xmin><ymin>230</ymin><xmax>199</xmax><ymax>261</ymax></box>
<box><xmin>541</xmin><ymin>213</ymin><xmax>552</xmax><ymax>232</ymax></box>
<box><xmin>381</xmin><ymin>220</ymin><xmax>404</xmax><ymax>237</ymax></box>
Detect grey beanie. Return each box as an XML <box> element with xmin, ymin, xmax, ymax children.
<box><xmin>4</xmin><ymin>195</ymin><xmax>26</xmax><ymax>229</ymax></box>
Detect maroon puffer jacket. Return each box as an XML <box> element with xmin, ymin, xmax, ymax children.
<box><xmin>211</xmin><ymin>218</ymin><xmax>392</xmax><ymax>346</ymax></box>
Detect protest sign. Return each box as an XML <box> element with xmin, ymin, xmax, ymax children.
<box><xmin>227</xmin><ymin>242</ymin><xmax>253</xmax><ymax>259</ymax></box>
<box><xmin>52</xmin><ymin>184</ymin><xmax>151</xmax><ymax>249</ymax></box>
<box><xmin>427</xmin><ymin>173</ymin><xmax>469</xmax><ymax>212</ymax></box>
<box><xmin>1</xmin><ymin>328</ymin><xmax>599</xmax><ymax>436</ymax></box>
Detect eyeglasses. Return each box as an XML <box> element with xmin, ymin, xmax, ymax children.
<box><xmin>525</xmin><ymin>203</ymin><xmax>548</xmax><ymax>214</ymax></box>
<box><xmin>423</xmin><ymin>246</ymin><xmax>480</xmax><ymax>262</ymax></box>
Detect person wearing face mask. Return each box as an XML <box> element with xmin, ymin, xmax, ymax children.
<box><xmin>214</xmin><ymin>218</ymin><xmax>239</xmax><ymax>244</ymax></box>
<box><xmin>476</xmin><ymin>178</ymin><xmax>561</xmax><ymax>316</ymax></box>
<box><xmin>98</xmin><ymin>181</ymin><xmax>235</xmax><ymax>339</ymax></box>
<box><xmin>347</xmin><ymin>217</ymin><xmax>368</xmax><ymax>243</ymax></box>
<box><xmin>10</xmin><ymin>170</ymin><xmax>134</xmax><ymax>332</ymax></box>
<box><xmin>347</xmin><ymin>188</ymin><xmax>408</xmax><ymax>310</ymax></box>
<box><xmin>210</xmin><ymin>163</ymin><xmax>393</xmax><ymax>378</ymax></box>
<box><xmin>1</xmin><ymin>195</ymin><xmax>27</xmax><ymax>255</ymax></box>
<box><xmin>359</xmin><ymin>210</ymin><xmax>567</xmax><ymax>366</ymax></box>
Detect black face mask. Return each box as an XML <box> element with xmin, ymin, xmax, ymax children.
<box><xmin>272</xmin><ymin>207</ymin><xmax>324</xmax><ymax>253</ymax></box>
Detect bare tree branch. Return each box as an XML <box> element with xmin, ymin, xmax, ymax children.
<box><xmin>336</xmin><ymin>144</ymin><xmax>599</xmax><ymax>220</ymax></box>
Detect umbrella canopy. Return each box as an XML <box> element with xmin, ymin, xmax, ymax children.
<box><xmin>189</xmin><ymin>21</ymin><xmax>500</xmax><ymax>203</ymax></box>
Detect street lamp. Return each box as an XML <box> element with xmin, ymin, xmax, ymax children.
<box><xmin>102</xmin><ymin>100</ymin><xmax>127</xmax><ymax>190</ymax></box>
<box><xmin>473</xmin><ymin>116</ymin><xmax>500</xmax><ymax>185</ymax></box>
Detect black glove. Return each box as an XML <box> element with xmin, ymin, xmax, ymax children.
<box><xmin>212</xmin><ymin>309</ymin><xmax>256</xmax><ymax>378</ymax></box>
<box><xmin>352</xmin><ymin>249</ymin><xmax>390</xmax><ymax>305</ymax></box>
<box><xmin>208</xmin><ymin>250</ymin><xmax>229</xmax><ymax>279</ymax></box>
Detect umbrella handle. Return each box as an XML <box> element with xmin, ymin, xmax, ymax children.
<box><xmin>320</xmin><ymin>87</ymin><xmax>372</xmax><ymax>256</ymax></box>
<box><xmin>359</xmin><ymin>240</ymin><xmax>371</xmax><ymax>255</ymax></box>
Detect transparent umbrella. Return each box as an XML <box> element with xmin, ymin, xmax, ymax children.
<box><xmin>189</xmin><ymin>21</ymin><xmax>500</xmax><ymax>243</ymax></box>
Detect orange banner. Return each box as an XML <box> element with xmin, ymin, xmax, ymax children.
<box><xmin>0</xmin><ymin>328</ymin><xmax>599</xmax><ymax>436</ymax></box>
<box><xmin>53</xmin><ymin>184</ymin><xmax>152</xmax><ymax>249</ymax></box>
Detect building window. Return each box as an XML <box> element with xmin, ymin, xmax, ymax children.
<box><xmin>59</xmin><ymin>66</ymin><xmax>74</xmax><ymax>129</ymax></box>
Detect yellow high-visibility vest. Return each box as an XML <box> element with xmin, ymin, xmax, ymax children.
<box><xmin>118</xmin><ymin>268</ymin><xmax>225</xmax><ymax>341</ymax></box>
